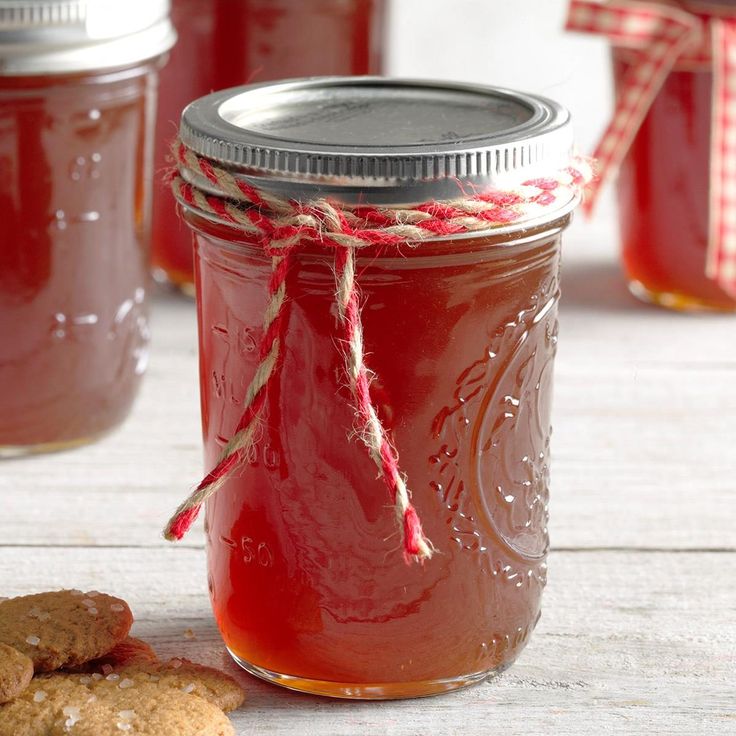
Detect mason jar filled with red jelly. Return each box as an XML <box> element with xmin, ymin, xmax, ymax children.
<box><xmin>151</xmin><ymin>0</ymin><xmax>386</xmax><ymax>295</ymax></box>
<box><xmin>0</xmin><ymin>2</ymin><xmax>175</xmax><ymax>453</ymax></box>
<box><xmin>170</xmin><ymin>78</ymin><xmax>585</xmax><ymax>698</ymax></box>
<box><xmin>610</xmin><ymin>0</ymin><xmax>736</xmax><ymax>310</ymax></box>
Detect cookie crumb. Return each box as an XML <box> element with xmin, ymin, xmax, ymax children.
<box><xmin>184</xmin><ymin>628</ymin><xmax>196</xmax><ymax>640</ymax></box>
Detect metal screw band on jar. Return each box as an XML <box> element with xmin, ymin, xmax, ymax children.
<box><xmin>178</xmin><ymin>76</ymin><xmax>576</xmax><ymax>206</ymax></box>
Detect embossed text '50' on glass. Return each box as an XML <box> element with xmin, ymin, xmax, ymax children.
<box><xmin>0</xmin><ymin>1</ymin><xmax>175</xmax><ymax>453</ymax></box>
<box><xmin>177</xmin><ymin>78</ymin><xmax>580</xmax><ymax>698</ymax></box>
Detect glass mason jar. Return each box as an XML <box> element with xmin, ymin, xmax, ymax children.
<box><xmin>615</xmin><ymin>1</ymin><xmax>736</xmax><ymax>311</ymax></box>
<box><xmin>151</xmin><ymin>0</ymin><xmax>386</xmax><ymax>295</ymax></box>
<box><xmin>176</xmin><ymin>78</ymin><xmax>579</xmax><ymax>698</ymax></box>
<box><xmin>0</xmin><ymin>2</ymin><xmax>176</xmax><ymax>454</ymax></box>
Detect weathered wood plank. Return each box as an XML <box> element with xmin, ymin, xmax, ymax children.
<box><xmin>1</xmin><ymin>546</ymin><xmax>733</xmax><ymax>735</ymax></box>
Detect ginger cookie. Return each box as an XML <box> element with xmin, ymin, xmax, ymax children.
<box><xmin>65</xmin><ymin>637</ymin><xmax>157</xmax><ymax>674</ymax></box>
<box><xmin>0</xmin><ymin>672</ymin><xmax>235</xmax><ymax>736</ymax></box>
<box><xmin>0</xmin><ymin>643</ymin><xmax>33</xmax><ymax>704</ymax></box>
<box><xmin>109</xmin><ymin>659</ymin><xmax>245</xmax><ymax>712</ymax></box>
<box><xmin>0</xmin><ymin>591</ymin><xmax>133</xmax><ymax>672</ymax></box>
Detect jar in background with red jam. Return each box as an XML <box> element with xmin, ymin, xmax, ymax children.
<box><xmin>177</xmin><ymin>78</ymin><xmax>579</xmax><ymax>698</ymax></box>
<box><xmin>151</xmin><ymin>0</ymin><xmax>386</xmax><ymax>295</ymax></box>
<box><xmin>0</xmin><ymin>2</ymin><xmax>175</xmax><ymax>454</ymax></box>
<box><xmin>615</xmin><ymin>0</ymin><xmax>736</xmax><ymax>311</ymax></box>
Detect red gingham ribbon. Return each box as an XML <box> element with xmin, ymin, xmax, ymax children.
<box><xmin>567</xmin><ymin>0</ymin><xmax>736</xmax><ymax>296</ymax></box>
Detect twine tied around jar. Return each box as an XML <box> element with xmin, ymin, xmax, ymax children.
<box><xmin>163</xmin><ymin>139</ymin><xmax>592</xmax><ymax>562</ymax></box>
<box><xmin>567</xmin><ymin>0</ymin><xmax>736</xmax><ymax>296</ymax></box>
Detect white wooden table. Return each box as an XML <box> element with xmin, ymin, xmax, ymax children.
<box><xmin>2</xmin><ymin>213</ymin><xmax>735</xmax><ymax>735</ymax></box>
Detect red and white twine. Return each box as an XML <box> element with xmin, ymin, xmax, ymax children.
<box><xmin>164</xmin><ymin>140</ymin><xmax>591</xmax><ymax>562</ymax></box>
<box><xmin>567</xmin><ymin>0</ymin><xmax>736</xmax><ymax>295</ymax></box>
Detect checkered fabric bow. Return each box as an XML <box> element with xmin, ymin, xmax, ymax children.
<box><xmin>567</xmin><ymin>0</ymin><xmax>736</xmax><ymax>296</ymax></box>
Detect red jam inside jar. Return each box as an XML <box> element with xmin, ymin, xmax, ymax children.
<box><xmin>176</xmin><ymin>79</ymin><xmax>578</xmax><ymax>698</ymax></box>
<box><xmin>195</xmin><ymin>220</ymin><xmax>564</xmax><ymax>698</ymax></box>
<box><xmin>151</xmin><ymin>0</ymin><xmax>386</xmax><ymax>293</ymax></box>
<box><xmin>0</xmin><ymin>6</ymin><xmax>174</xmax><ymax>453</ymax></box>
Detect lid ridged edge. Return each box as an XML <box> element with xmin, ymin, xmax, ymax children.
<box><xmin>0</xmin><ymin>1</ymin><xmax>86</xmax><ymax>28</ymax></box>
<box><xmin>179</xmin><ymin>130</ymin><xmax>567</xmax><ymax>184</ymax></box>
<box><xmin>179</xmin><ymin>77</ymin><xmax>574</xmax><ymax>204</ymax></box>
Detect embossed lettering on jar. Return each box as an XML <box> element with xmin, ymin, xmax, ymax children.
<box><xmin>0</xmin><ymin>1</ymin><xmax>175</xmax><ymax>453</ymax></box>
<box><xmin>174</xmin><ymin>78</ymin><xmax>583</xmax><ymax>699</ymax></box>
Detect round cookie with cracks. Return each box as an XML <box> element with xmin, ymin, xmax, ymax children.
<box><xmin>0</xmin><ymin>591</ymin><xmax>132</xmax><ymax>672</ymax></box>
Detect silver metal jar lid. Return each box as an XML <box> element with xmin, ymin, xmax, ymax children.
<box><xmin>0</xmin><ymin>0</ymin><xmax>176</xmax><ymax>75</ymax></box>
<box><xmin>180</xmin><ymin>77</ymin><xmax>574</xmax><ymax>205</ymax></box>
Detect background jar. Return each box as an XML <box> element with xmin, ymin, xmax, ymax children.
<box><xmin>176</xmin><ymin>78</ymin><xmax>578</xmax><ymax>698</ymax></box>
<box><xmin>0</xmin><ymin>1</ymin><xmax>176</xmax><ymax>454</ymax></box>
<box><xmin>151</xmin><ymin>0</ymin><xmax>386</xmax><ymax>295</ymax></box>
<box><xmin>614</xmin><ymin>1</ymin><xmax>736</xmax><ymax>311</ymax></box>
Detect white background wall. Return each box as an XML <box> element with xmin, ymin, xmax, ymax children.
<box><xmin>387</xmin><ymin>0</ymin><xmax>613</xmax><ymax>166</ymax></box>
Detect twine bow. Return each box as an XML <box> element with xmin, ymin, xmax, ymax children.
<box><xmin>567</xmin><ymin>0</ymin><xmax>736</xmax><ymax>296</ymax></box>
<box><xmin>163</xmin><ymin>140</ymin><xmax>591</xmax><ymax>563</ymax></box>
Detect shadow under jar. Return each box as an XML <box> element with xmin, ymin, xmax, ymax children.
<box><xmin>176</xmin><ymin>78</ymin><xmax>580</xmax><ymax>698</ymax></box>
<box><xmin>0</xmin><ymin>1</ymin><xmax>175</xmax><ymax>454</ymax></box>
